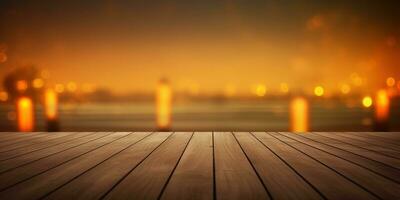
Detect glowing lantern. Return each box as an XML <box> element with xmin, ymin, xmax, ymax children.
<box><xmin>156</xmin><ymin>79</ymin><xmax>172</xmax><ymax>130</ymax></box>
<box><xmin>45</xmin><ymin>89</ymin><xmax>58</xmax><ymax>120</ymax></box>
<box><xmin>375</xmin><ymin>90</ymin><xmax>390</xmax><ymax>122</ymax></box>
<box><xmin>17</xmin><ymin>97</ymin><xmax>34</xmax><ymax>132</ymax></box>
<box><xmin>290</xmin><ymin>97</ymin><xmax>309</xmax><ymax>132</ymax></box>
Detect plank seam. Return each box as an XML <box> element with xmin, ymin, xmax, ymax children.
<box><xmin>250</xmin><ymin>132</ymin><xmax>327</xmax><ymax>200</ymax></box>
<box><xmin>326</xmin><ymin>132</ymin><xmax>400</xmax><ymax>152</ymax></box>
<box><xmin>232</xmin><ymin>132</ymin><xmax>273</xmax><ymax>200</ymax></box>
<box><xmin>268</xmin><ymin>132</ymin><xmax>383</xmax><ymax>200</ymax></box>
<box><xmin>313</xmin><ymin>132</ymin><xmax>400</xmax><ymax>161</ymax></box>
<box><xmin>0</xmin><ymin>132</ymin><xmax>74</xmax><ymax>150</ymax></box>
<box><xmin>277</xmin><ymin>132</ymin><xmax>400</xmax><ymax>184</ymax></box>
<box><xmin>0</xmin><ymin>132</ymin><xmax>134</xmax><ymax>192</ymax></box>
<box><xmin>157</xmin><ymin>132</ymin><xmax>195</xmax><ymax>200</ymax></box>
<box><xmin>40</xmin><ymin>132</ymin><xmax>155</xmax><ymax>199</ymax></box>
<box><xmin>0</xmin><ymin>132</ymin><xmax>96</xmax><ymax>162</ymax></box>
<box><xmin>99</xmin><ymin>132</ymin><xmax>175</xmax><ymax>200</ymax></box>
<box><xmin>296</xmin><ymin>133</ymin><xmax>400</xmax><ymax>171</ymax></box>
<box><xmin>0</xmin><ymin>132</ymin><xmax>113</xmax><ymax>175</ymax></box>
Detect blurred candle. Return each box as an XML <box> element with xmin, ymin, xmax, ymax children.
<box><xmin>290</xmin><ymin>97</ymin><xmax>309</xmax><ymax>132</ymax></box>
<box><xmin>375</xmin><ymin>89</ymin><xmax>390</xmax><ymax>123</ymax></box>
<box><xmin>45</xmin><ymin>89</ymin><xmax>60</xmax><ymax>131</ymax></box>
<box><xmin>17</xmin><ymin>97</ymin><xmax>34</xmax><ymax>132</ymax></box>
<box><xmin>156</xmin><ymin>79</ymin><xmax>172</xmax><ymax>131</ymax></box>
<box><xmin>45</xmin><ymin>89</ymin><xmax>58</xmax><ymax>120</ymax></box>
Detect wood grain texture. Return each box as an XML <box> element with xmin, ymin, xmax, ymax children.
<box><xmin>271</xmin><ymin>132</ymin><xmax>400</xmax><ymax>199</ymax></box>
<box><xmin>314</xmin><ymin>132</ymin><xmax>400</xmax><ymax>159</ymax></box>
<box><xmin>233</xmin><ymin>132</ymin><xmax>323</xmax><ymax>200</ymax></box>
<box><xmin>214</xmin><ymin>132</ymin><xmax>270</xmax><ymax>200</ymax></box>
<box><xmin>0</xmin><ymin>132</ymin><xmax>398</xmax><ymax>200</ymax></box>
<box><xmin>44</xmin><ymin>132</ymin><xmax>172</xmax><ymax>200</ymax></box>
<box><xmin>253</xmin><ymin>132</ymin><xmax>377</xmax><ymax>200</ymax></box>
<box><xmin>104</xmin><ymin>132</ymin><xmax>193</xmax><ymax>200</ymax></box>
<box><xmin>279</xmin><ymin>132</ymin><xmax>400</xmax><ymax>183</ymax></box>
<box><xmin>304</xmin><ymin>133</ymin><xmax>400</xmax><ymax>170</ymax></box>
<box><xmin>0</xmin><ymin>132</ymin><xmax>147</xmax><ymax>200</ymax></box>
<box><xmin>161</xmin><ymin>132</ymin><xmax>214</xmax><ymax>200</ymax></box>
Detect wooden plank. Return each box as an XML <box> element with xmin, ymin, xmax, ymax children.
<box><xmin>279</xmin><ymin>132</ymin><xmax>400</xmax><ymax>183</ymax></box>
<box><xmin>0</xmin><ymin>132</ymin><xmax>150</xmax><ymax>199</ymax></box>
<box><xmin>43</xmin><ymin>132</ymin><xmax>172</xmax><ymax>200</ymax></box>
<box><xmin>0</xmin><ymin>132</ymin><xmax>45</xmax><ymax>144</ymax></box>
<box><xmin>103</xmin><ymin>132</ymin><xmax>193</xmax><ymax>200</ymax></box>
<box><xmin>329</xmin><ymin>132</ymin><xmax>400</xmax><ymax>151</ymax></box>
<box><xmin>252</xmin><ymin>132</ymin><xmax>377</xmax><ymax>200</ymax></box>
<box><xmin>314</xmin><ymin>132</ymin><xmax>400</xmax><ymax>159</ymax></box>
<box><xmin>0</xmin><ymin>132</ymin><xmax>70</xmax><ymax>150</ymax></box>
<box><xmin>233</xmin><ymin>132</ymin><xmax>323</xmax><ymax>200</ymax></box>
<box><xmin>271</xmin><ymin>132</ymin><xmax>400</xmax><ymax>199</ymax></box>
<box><xmin>0</xmin><ymin>132</ymin><xmax>106</xmax><ymax>174</ymax></box>
<box><xmin>345</xmin><ymin>132</ymin><xmax>400</xmax><ymax>146</ymax></box>
<box><xmin>304</xmin><ymin>133</ymin><xmax>400</xmax><ymax>169</ymax></box>
<box><xmin>214</xmin><ymin>132</ymin><xmax>270</xmax><ymax>200</ymax></box>
<box><xmin>161</xmin><ymin>132</ymin><xmax>214</xmax><ymax>200</ymax></box>
<box><xmin>0</xmin><ymin>132</ymin><xmax>126</xmax><ymax>190</ymax></box>
<box><xmin>0</xmin><ymin>132</ymin><xmax>89</xmax><ymax>154</ymax></box>
<box><xmin>0</xmin><ymin>132</ymin><xmax>92</xmax><ymax>161</ymax></box>
<box><xmin>357</xmin><ymin>132</ymin><xmax>400</xmax><ymax>140</ymax></box>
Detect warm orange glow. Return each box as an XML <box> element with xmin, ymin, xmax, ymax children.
<box><xmin>340</xmin><ymin>84</ymin><xmax>351</xmax><ymax>94</ymax></box>
<box><xmin>314</xmin><ymin>86</ymin><xmax>324</xmax><ymax>97</ymax></box>
<box><xmin>254</xmin><ymin>84</ymin><xmax>267</xmax><ymax>97</ymax></box>
<box><xmin>224</xmin><ymin>84</ymin><xmax>236</xmax><ymax>97</ymax></box>
<box><xmin>17</xmin><ymin>97</ymin><xmax>34</xmax><ymax>132</ymax></box>
<box><xmin>32</xmin><ymin>78</ymin><xmax>44</xmax><ymax>89</ymax></box>
<box><xmin>16</xmin><ymin>80</ymin><xmax>28</xmax><ymax>91</ymax></box>
<box><xmin>375</xmin><ymin>90</ymin><xmax>390</xmax><ymax>122</ymax></box>
<box><xmin>386</xmin><ymin>77</ymin><xmax>395</xmax><ymax>87</ymax></box>
<box><xmin>45</xmin><ymin>89</ymin><xmax>58</xmax><ymax>120</ymax></box>
<box><xmin>55</xmin><ymin>84</ymin><xmax>65</xmax><ymax>93</ymax></box>
<box><xmin>362</xmin><ymin>96</ymin><xmax>373</xmax><ymax>108</ymax></box>
<box><xmin>0</xmin><ymin>91</ymin><xmax>8</xmax><ymax>102</ymax></box>
<box><xmin>67</xmin><ymin>82</ymin><xmax>77</xmax><ymax>92</ymax></box>
<box><xmin>156</xmin><ymin>80</ymin><xmax>172</xmax><ymax>130</ymax></box>
<box><xmin>280</xmin><ymin>83</ymin><xmax>289</xmax><ymax>93</ymax></box>
<box><xmin>290</xmin><ymin>97</ymin><xmax>309</xmax><ymax>132</ymax></box>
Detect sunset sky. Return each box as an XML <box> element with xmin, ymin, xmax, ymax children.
<box><xmin>0</xmin><ymin>0</ymin><xmax>399</xmax><ymax>94</ymax></box>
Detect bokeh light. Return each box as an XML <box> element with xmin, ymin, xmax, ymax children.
<box><xmin>314</xmin><ymin>86</ymin><xmax>324</xmax><ymax>97</ymax></box>
<box><xmin>362</xmin><ymin>96</ymin><xmax>373</xmax><ymax>108</ymax></box>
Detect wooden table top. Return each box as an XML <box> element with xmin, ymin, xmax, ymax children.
<box><xmin>0</xmin><ymin>132</ymin><xmax>399</xmax><ymax>200</ymax></box>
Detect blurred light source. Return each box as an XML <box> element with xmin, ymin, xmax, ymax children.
<box><xmin>32</xmin><ymin>78</ymin><xmax>44</xmax><ymax>89</ymax></box>
<box><xmin>16</xmin><ymin>80</ymin><xmax>28</xmax><ymax>91</ymax></box>
<box><xmin>255</xmin><ymin>84</ymin><xmax>267</xmax><ymax>97</ymax></box>
<box><xmin>386</xmin><ymin>77</ymin><xmax>395</xmax><ymax>87</ymax></box>
<box><xmin>0</xmin><ymin>91</ymin><xmax>8</xmax><ymax>102</ymax></box>
<box><xmin>17</xmin><ymin>97</ymin><xmax>34</xmax><ymax>132</ymax></box>
<box><xmin>55</xmin><ymin>84</ymin><xmax>65</xmax><ymax>93</ymax></box>
<box><xmin>67</xmin><ymin>82</ymin><xmax>77</xmax><ymax>92</ymax></box>
<box><xmin>290</xmin><ymin>97</ymin><xmax>309</xmax><ymax>132</ymax></box>
<box><xmin>362</xmin><ymin>96</ymin><xmax>373</xmax><ymax>108</ymax></box>
<box><xmin>224</xmin><ymin>84</ymin><xmax>236</xmax><ymax>97</ymax></box>
<box><xmin>40</xmin><ymin>70</ymin><xmax>50</xmax><ymax>79</ymax></box>
<box><xmin>375</xmin><ymin>89</ymin><xmax>390</xmax><ymax>122</ymax></box>
<box><xmin>280</xmin><ymin>83</ymin><xmax>289</xmax><ymax>93</ymax></box>
<box><xmin>45</xmin><ymin>89</ymin><xmax>58</xmax><ymax>120</ymax></box>
<box><xmin>340</xmin><ymin>84</ymin><xmax>351</xmax><ymax>94</ymax></box>
<box><xmin>314</xmin><ymin>86</ymin><xmax>324</xmax><ymax>97</ymax></box>
<box><xmin>156</xmin><ymin>79</ymin><xmax>172</xmax><ymax>131</ymax></box>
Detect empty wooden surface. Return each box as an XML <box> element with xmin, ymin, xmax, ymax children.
<box><xmin>0</xmin><ymin>132</ymin><xmax>398</xmax><ymax>200</ymax></box>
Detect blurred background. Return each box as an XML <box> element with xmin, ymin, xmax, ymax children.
<box><xmin>0</xmin><ymin>0</ymin><xmax>399</xmax><ymax>132</ymax></box>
